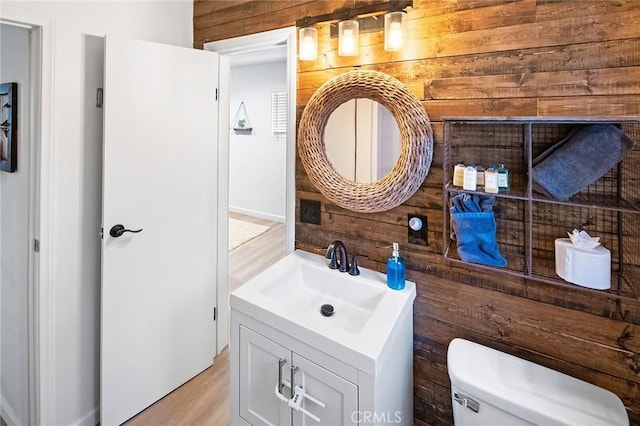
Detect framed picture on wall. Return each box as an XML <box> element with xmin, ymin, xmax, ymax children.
<box><xmin>1</xmin><ymin>82</ymin><xmax>17</xmax><ymax>173</ymax></box>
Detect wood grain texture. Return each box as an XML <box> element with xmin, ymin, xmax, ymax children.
<box><xmin>195</xmin><ymin>0</ymin><xmax>640</xmax><ymax>424</ymax></box>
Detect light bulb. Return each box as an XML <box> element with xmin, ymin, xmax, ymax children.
<box><xmin>384</xmin><ymin>11</ymin><xmax>405</xmax><ymax>52</ymax></box>
<box><xmin>299</xmin><ymin>26</ymin><xmax>318</xmax><ymax>61</ymax></box>
<box><xmin>338</xmin><ymin>19</ymin><xmax>359</xmax><ymax>56</ymax></box>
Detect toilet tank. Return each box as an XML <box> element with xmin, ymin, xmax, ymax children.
<box><xmin>447</xmin><ymin>338</ymin><xmax>629</xmax><ymax>426</ymax></box>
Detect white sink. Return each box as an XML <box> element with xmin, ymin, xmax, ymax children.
<box><xmin>230</xmin><ymin>249</ymin><xmax>416</xmax><ymax>375</ymax></box>
<box><xmin>257</xmin><ymin>258</ymin><xmax>386</xmax><ymax>333</ymax></box>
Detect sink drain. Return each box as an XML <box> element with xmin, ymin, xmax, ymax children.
<box><xmin>320</xmin><ymin>304</ymin><xmax>334</xmax><ymax>317</ymax></box>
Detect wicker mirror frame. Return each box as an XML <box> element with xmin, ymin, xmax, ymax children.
<box><xmin>298</xmin><ymin>70</ymin><xmax>433</xmax><ymax>213</ymax></box>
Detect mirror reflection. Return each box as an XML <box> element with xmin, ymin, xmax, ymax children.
<box><xmin>324</xmin><ymin>99</ymin><xmax>401</xmax><ymax>183</ymax></box>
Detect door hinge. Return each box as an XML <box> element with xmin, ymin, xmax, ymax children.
<box><xmin>215</xmin><ymin>88</ymin><xmax>218</xmax><ymax>101</ymax></box>
<box><xmin>213</xmin><ymin>307</ymin><xmax>217</xmax><ymax>322</ymax></box>
<box><xmin>34</xmin><ymin>239</ymin><xmax>40</xmax><ymax>252</ymax></box>
<box><xmin>96</xmin><ymin>88</ymin><xmax>103</xmax><ymax>108</ymax></box>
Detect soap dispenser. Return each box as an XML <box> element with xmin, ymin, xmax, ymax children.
<box><xmin>386</xmin><ymin>242</ymin><xmax>406</xmax><ymax>290</ymax></box>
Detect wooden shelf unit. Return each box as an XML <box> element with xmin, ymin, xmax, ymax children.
<box><xmin>442</xmin><ymin>116</ymin><xmax>640</xmax><ymax>300</ymax></box>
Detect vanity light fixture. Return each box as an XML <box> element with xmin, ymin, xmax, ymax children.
<box><xmin>338</xmin><ymin>18</ymin><xmax>359</xmax><ymax>56</ymax></box>
<box><xmin>296</xmin><ymin>0</ymin><xmax>412</xmax><ymax>61</ymax></box>
<box><xmin>384</xmin><ymin>10</ymin><xmax>406</xmax><ymax>52</ymax></box>
<box><xmin>299</xmin><ymin>18</ymin><xmax>318</xmax><ymax>61</ymax></box>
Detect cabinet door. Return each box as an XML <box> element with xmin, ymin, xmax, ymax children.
<box><xmin>240</xmin><ymin>326</ymin><xmax>291</xmax><ymax>426</ymax></box>
<box><xmin>292</xmin><ymin>354</ymin><xmax>358</xmax><ymax>426</ymax></box>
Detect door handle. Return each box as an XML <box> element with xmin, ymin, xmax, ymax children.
<box><xmin>109</xmin><ymin>224</ymin><xmax>143</xmax><ymax>238</ymax></box>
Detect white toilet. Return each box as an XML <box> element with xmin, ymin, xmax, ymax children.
<box><xmin>447</xmin><ymin>338</ymin><xmax>629</xmax><ymax>426</ymax></box>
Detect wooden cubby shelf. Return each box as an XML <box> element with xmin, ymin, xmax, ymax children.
<box><xmin>442</xmin><ymin>116</ymin><xmax>640</xmax><ymax>300</ymax></box>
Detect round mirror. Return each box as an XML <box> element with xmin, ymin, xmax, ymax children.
<box><xmin>298</xmin><ymin>70</ymin><xmax>433</xmax><ymax>213</ymax></box>
<box><xmin>324</xmin><ymin>99</ymin><xmax>401</xmax><ymax>184</ymax></box>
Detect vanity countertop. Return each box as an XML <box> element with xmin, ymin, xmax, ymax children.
<box><xmin>230</xmin><ymin>249</ymin><xmax>416</xmax><ymax>376</ymax></box>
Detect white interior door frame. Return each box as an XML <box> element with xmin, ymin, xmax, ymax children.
<box><xmin>0</xmin><ymin>6</ymin><xmax>55</xmax><ymax>425</ymax></box>
<box><xmin>204</xmin><ymin>27</ymin><xmax>297</xmax><ymax>354</ymax></box>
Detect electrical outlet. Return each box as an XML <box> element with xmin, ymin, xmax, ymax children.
<box><xmin>408</xmin><ymin>214</ymin><xmax>428</xmax><ymax>246</ymax></box>
<box><xmin>300</xmin><ymin>199</ymin><xmax>321</xmax><ymax>225</ymax></box>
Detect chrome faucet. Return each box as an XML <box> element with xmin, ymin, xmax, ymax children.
<box><xmin>326</xmin><ymin>240</ymin><xmax>349</xmax><ymax>273</ymax></box>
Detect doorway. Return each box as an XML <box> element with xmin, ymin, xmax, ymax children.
<box><xmin>0</xmin><ymin>22</ymin><xmax>32</xmax><ymax>426</ymax></box>
<box><xmin>0</xmin><ymin>7</ymin><xmax>54</xmax><ymax>425</ymax></box>
<box><xmin>204</xmin><ymin>27</ymin><xmax>297</xmax><ymax>354</ymax></box>
<box><xmin>0</xmin><ymin>15</ymin><xmax>49</xmax><ymax>424</ymax></box>
<box><xmin>227</xmin><ymin>46</ymin><xmax>288</xmax><ymax>294</ymax></box>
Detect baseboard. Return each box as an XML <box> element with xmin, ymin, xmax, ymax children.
<box><xmin>1</xmin><ymin>394</ymin><xmax>23</xmax><ymax>426</ymax></box>
<box><xmin>69</xmin><ymin>405</ymin><xmax>99</xmax><ymax>426</ymax></box>
<box><xmin>229</xmin><ymin>206</ymin><xmax>285</xmax><ymax>223</ymax></box>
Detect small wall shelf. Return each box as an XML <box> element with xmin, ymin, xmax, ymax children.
<box><xmin>442</xmin><ymin>116</ymin><xmax>640</xmax><ymax>300</ymax></box>
<box><xmin>232</xmin><ymin>101</ymin><xmax>252</xmax><ymax>132</ymax></box>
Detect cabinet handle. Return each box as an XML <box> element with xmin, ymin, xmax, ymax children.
<box><xmin>277</xmin><ymin>358</ymin><xmax>287</xmax><ymax>394</ymax></box>
<box><xmin>290</xmin><ymin>365</ymin><xmax>299</xmax><ymax>399</ymax></box>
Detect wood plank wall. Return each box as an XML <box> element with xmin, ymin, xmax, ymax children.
<box><xmin>194</xmin><ymin>1</ymin><xmax>640</xmax><ymax>424</ymax></box>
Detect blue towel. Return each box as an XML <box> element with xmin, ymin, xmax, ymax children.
<box><xmin>531</xmin><ymin>124</ymin><xmax>634</xmax><ymax>201</ymax></box>
<box><xmin>451</xmin><ymin>192</ymin><xmax>495</xmax><ymax>213</ymax></box>
<box><xmin>451</xmin><ymin>193</ymin><xmax>507</xmax><ymax>267</ymax></box>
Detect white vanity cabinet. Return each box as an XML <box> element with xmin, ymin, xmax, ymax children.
<box><xmin>231</xmin><ymin>310</ymin><xmax>413</xmax><ymax>426</ymax></box>
<box><xmin>238</xmin><ymin>324</ymin><xmax>358</xmax><ymax>426</ymax></box>
<box><xmin>229</xmin><ymin>250</ymin><xmax>416</xmax><ymax>426</ymax></box>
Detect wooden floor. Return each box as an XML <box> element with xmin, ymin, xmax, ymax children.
<box><xmin>124</xmin><ymin>349</ymin><xmax>230</xmax><ymax>426</ymax></box>
<box><xmin>228</xmin><ymin>212</ymin><xmax>286</xmax><ymax>294</ymax></box>
<box><xmin>124</xmin><ymin>213</ymin><xmax>285</xmax><ymax>425</ymax></box>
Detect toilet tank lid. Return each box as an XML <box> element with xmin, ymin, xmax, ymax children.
<box><xmin>447</xmin><ymin>339</ymin><xmax>628</xmax><ymax>426</ymax></box>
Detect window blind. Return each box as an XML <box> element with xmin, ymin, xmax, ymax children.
<box><xmin>271</xmin><ymin>91</ymin><xmax>287</xmax><ymax>136</ymax></box>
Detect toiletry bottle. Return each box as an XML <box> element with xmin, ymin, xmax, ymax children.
<box><xmin>462</xmin><ymin>165</ymin><xmax>477</xmax><ymax>191</ymax></box>
<box><xmin>387</xmin><ymin>242</ymin><xmax>406</xmax><ymax>290</ymax></box>
<box><xmin>484</xmin><ymin>165</ymin><xmax>499</xmax><ymax>194</ymax></box>
<box><xmin>497</xmin><ymin>163</ymin><xmax>510</xmax><ymax>192</ymax></box>
<box><xmin>453</xmin><ymin>163</ymin><xmax>466</xmax><ymax>187</ymax></box>
<box><xmin>475</xmin><ymin>165</ymin><xmax>485</xmax><ymax>187</ymax></box>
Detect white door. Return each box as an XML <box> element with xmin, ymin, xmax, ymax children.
<box><xmin>239</xmin><ymin>326</ymin><xmax>291</xmax><ymax>426</ymax></box>
<box><xmin>101</xmin><ymin>36</ymin><xmax>219</xmax><ymax>426</ymax></box>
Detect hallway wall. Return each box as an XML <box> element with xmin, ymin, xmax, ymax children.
<box><xmin>229</xmin><ymin>60</ymin><xmax>287</xmax><ymax>222</ymax></box>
